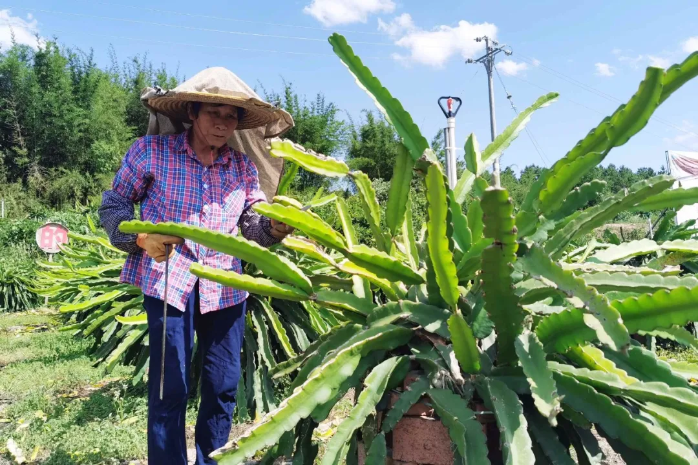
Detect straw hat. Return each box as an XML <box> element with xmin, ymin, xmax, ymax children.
<box><xmin>144</xmin><ymin>66</ymin><xmax>293</xmax><ymax>133</ymax></box>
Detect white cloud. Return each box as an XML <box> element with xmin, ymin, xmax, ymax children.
<box><xmin>303</xmin><ymin>0</ymin><xmax>395</xmax><ymax>26</ymax></box>
<box><xmin>380</xmin><ymin>14</ymin><xmax>497</xmax><ymax>68</ymax></box>
<box><xmin>663</xmin><ymin>120</ymin><xmax>698</xmax><ymax>151</ymax></box>
<box><xmin>0</xmin><ymin>9</ymin><xmax>40</xmax><ymax>49</ymax></box>
<box><xmin>683</xmin><ymin>37</ymin><xmax>698</xmax><ymax>53</ymax></box>
<box><xmin>595</xmin><ymin>62</ymin><xmax>615</xmax><ymax>77</ymax></box>
<box><xmin>647</xmin><ymin>55</ymin><xmax>671</xmax><ymax>68</ymax></box>
<box><xmin>611</xmin><ymin>48</ymin><xmax>622</xmax><ymax>55</ymax></box>
<box><xmin>531</xmin><ymin>58</ymin><xmax>541</xmax><ymax>67</ymax></box>
<box><xmin>496</xmin><ymin>59</ymin><xmax>528</xmax><ymax>76</ymax></box>
<box><xmin>616</xmin><ymin>49</ymin><xmax>674</xmax><ymax>70</ymax></box>
<box><xmin>618</xmin><ymin>53</ymin><xmax>644</xmax><ymax>69</ymax></box>
<box><xmin>377</xmin><ymin>13</ymin><xmax>415</xmax><ymax>37</ymax></box>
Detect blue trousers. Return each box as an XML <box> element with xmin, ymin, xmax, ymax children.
<box><xmin>144</xmin><ymin>282</ymin><xmax>246</xmax><ymax>465</ymax></box>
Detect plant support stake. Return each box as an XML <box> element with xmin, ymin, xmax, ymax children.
<box><xmin>438</xmin><ymin>96</ymin><xmax>462</xmax><ymax>189</ymax></box>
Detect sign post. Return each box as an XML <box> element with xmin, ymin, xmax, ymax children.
<box><xmin>36</xmin><ymin>222</ymin><xmax>69</xmax><ymax>306</ymax></box>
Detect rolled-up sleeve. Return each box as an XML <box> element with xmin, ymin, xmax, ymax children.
<box><xmin>240</xmin><ymin>207</ymin><xmax>279</xmax><ymax>247</ymax></box>
<box><xmin>99</xmin><ymin>191</ymin><xmax>140</xmax><ymax>254</ymax></box>
<box><xmin>112</xmin><ymin>139</ymin><xmax>152</xmax><ymax>202</ymax></box>
<box><xmin>99</xmin><ymin>139</ymin><xmax>152</xmax><ymax>254</ymax></box>
<box><xmin>238</xmin><ymin>155</ymin><xmax>279</xmax><ymax>247</ymax></box>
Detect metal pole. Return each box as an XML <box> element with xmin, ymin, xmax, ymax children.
<box><xmin>446</xmin><ymin>117</ymin><xmax>457</xmax><ymax>188</ymax></box>
<box><xmin>438</xmin><ymin>96</ymin><xmax>462</xmax><ymax>189</ymax></box>
<box><xmin>443</xmin><ymin>127</ymin><xmax>450</xmax><ymax>182</ymax></box>
<box><xmin>160</xmin><ymin>244</ymin><xmax>171</xmax><ymax>401</ymax></box>
<box><xmin>1</xmin><ymin>198</ymin><xmax>4</xmax><ymax>219</ymax></box>
<box><xmin>484</xmin><ymin>38</ymin><xmax>500</xmax><ymax>188</ymax></box>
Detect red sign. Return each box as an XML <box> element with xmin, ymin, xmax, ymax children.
<box><xmin>36</xmin><ymin>222</ymin><xmax>69</xmax><ymax>254</ymax></box>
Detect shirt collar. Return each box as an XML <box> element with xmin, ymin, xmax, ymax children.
<box><xmin>175</xmin><ymin>130</ymin><xmax>233</xmax><ymax>166</ymax></box>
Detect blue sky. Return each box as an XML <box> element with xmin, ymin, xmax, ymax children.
<box><xmin>2</xmin><ymin>0</ymin><xmax>698</xmax><ymax>173</ymax></box>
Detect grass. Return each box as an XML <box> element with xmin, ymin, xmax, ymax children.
<box><xmin>657</xmin><ymin>346</ymin><xmax>698</xmax><ymax>364</ymax></box>
<box><xmin>0</xmin><ymin>310</ymin><xmax>149</xmax><ymax>464</ymax></box>
<box><xmin>0</xmin><ymin>310</ymin><xmax>356</xmax><ymax>464</ymax></box>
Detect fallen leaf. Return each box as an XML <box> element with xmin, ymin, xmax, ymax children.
<box><xmin>7</xmin><ymin>438</ymin><xmax>26</xmax><ymax>464</ymax></box>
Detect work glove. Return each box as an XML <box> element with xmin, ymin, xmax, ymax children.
<box><xmin>136</xmin><ymin>233</ymin><xmax>184</xmax><ymax>263</ymax></box>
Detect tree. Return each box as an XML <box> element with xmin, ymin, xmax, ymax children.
<box><xmin>262</xmin><ymin>81</ymin><xmax>348</xmax><ymax>190</ymax></box>
<box><xmin>346</xmin><ymin>111</ymin><xmax>401</xmax><ymax>181</ymax></box>
<box><xmin>0</xmin><ymin>38</ymin><xmax>178</xmax><ymax>212</ymax></box>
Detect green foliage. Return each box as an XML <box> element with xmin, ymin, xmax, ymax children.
<box><xmin>45</xmin><ymin>33</ymin><xmax>698</xmax><ymax>464</ymax></box>
<box><xmin>346</xmin><ymin>111</ymin><xmax>402</xmax><ymax>181</ymax></box>
<box><xmin>0</xmin><ymin>312</ymin><xmax>150</xmax><ymax>464</ymax></box>
<box><xmin>0</xmin><ymin>41</ymin><xmax>177</xmax><ymax>211</ymax></box>
<box><xmin>0</xmin><ymin>257</ymin><xmax>39</xmax><ymax>312</ymax></box>
<box><xmin>262</xmin><ymin>80</ymin><xmax>348</xmax><ymax>191</ymax></box>
<box><xmin>480</xmin><ymin>187</ymin><xmax>525</xmax><ymax>364</ymax></box>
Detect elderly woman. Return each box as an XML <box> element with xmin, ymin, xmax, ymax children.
<box><xmin>99</xmin><ymin>67</ymin><xmax>294</xmax><ymax>465</ymax></box>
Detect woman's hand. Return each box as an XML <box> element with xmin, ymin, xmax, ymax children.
<box><xmin>270</xmin><ymin>219</ymin><xmax>295</xmax><ymax>240</ymax></box>
<box><xmin>136</xmin><ymin>233</ymin><xmax>185</xmax><ymax>262</ymax></box>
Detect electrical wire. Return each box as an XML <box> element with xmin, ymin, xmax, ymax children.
<box><xmin>0</xmin><ymin>19</ymin><xmax>392</xmax><ymax>59</ymax></box>
<box><xmin>4</xmin><ymin>6</ymin><xmax>397</xmax><ymax>47</ymax></box>
<box><xmin>510</xmin><ymin>73</ymin><xmax>698</xmax><ymax>153</ymax></box>
<box><xmin>494</xmin><ymin>66</ymin><xmax>551</xmax><ymax>166</ymax></box>
<box><xmin>7</xmin><ymin>4</ymin><xmax>696</xmax><ymax>146</ymax></box>
<box><xmin>64</xmin><ymin>0</ymin><xmax>392</xmax><ymax>36</ymax></box>
<box><xmin>517</xmin><ymin>54</ymin><xmax>698</xmax><ymax>140</ymax></box>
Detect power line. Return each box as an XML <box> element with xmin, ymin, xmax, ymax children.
<box><xmin>518</xmin><ymin>54</ymin><xmax>620</xmax><ymax>102</ymax></box>
<box><xmin>13</xmin><ymin>0</ymin><xmax>698</xmax><ymax>145</ymax></box>
<box><xmin>494</xmin><ymin>66</ymin><xmax>551</xmax><ymax>166</ymax></box>
<box><xmin>66</xmin><ymin>0</ymin><xmax>391</xmax><ymax>36</ymax></box>
<box><xmin>517</xmin><ymin>54</ymin><xmax>698</xmax><ymax>140</ymax></box>
<box><xmin>510</xmin><ymin>74</ymin><xmax>698</xmax><ymax>153</ymax></box>
<box><xmin>0</xmin><ymin>20</ymin><xmax>391</xmax><ymax>59</ymax></box>
<box><xmin>7</xmin><ymin>4</ymin><xmax>696</xmax><ymax>146</ymax></box>
<box><xmin>5</xmin><ymin>6</ymin><xmax>397</xmax><ymax>47</ymax></box>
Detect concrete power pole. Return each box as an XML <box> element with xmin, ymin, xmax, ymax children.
<box><xmin>466</xmin><ymin>36</ymin><xmax>512</xmax><ymax>187</ymax></box>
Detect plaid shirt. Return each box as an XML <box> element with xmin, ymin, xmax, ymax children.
<box><xmin>99</xmin><ymin>131</ymin><xmax>278</xmax><ymax>313</ymax></box>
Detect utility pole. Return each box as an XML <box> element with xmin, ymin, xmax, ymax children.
<box><xmin>466</xmin><ymin>36</ymin><xmax>512</xmax><ymax>187</ymax></box>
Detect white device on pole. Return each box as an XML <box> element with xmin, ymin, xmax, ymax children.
<box><xmin>666</xmin><ymin>150</ymin><xmax>698</xmax><ymax>224</ymax></box>
<box><xmin>438</xmin><ymin>96</ymin><xmax>462</xmax><ymax>189</ymax></box>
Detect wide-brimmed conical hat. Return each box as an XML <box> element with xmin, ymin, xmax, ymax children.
<box><xmin>143</xmin><ymin>66</ymin><xmax>293</xmax><ymax>136</ymax></box>
<box><xmin>140</xmin><ymin>67</ymin><xmax>294</xmax><ymax>199</ymax></box>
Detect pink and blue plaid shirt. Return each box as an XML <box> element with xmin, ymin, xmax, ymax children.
<box><xmin>105</xmin><ymin>131</ymin><xmax>271</xmax><ymax>313</ymax></box>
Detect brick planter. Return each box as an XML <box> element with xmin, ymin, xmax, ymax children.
<box><xmin>357</xmin><ymin>371</ymin><xmax>502</xmax><ymax>464</ymax></box>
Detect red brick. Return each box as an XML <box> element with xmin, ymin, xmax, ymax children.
<box><xmin>391</xmin><ymin>416</ymin><xmax>453</xmax><ymax>465</ymax></box>
<box><xmin>389</xmin><ymin>392</ymin><xmax>434</xmax><ymax>417</ymax></box>
<box><xmin>402</xmin><ymin>370</ymin><xmax>427</xmax><ymax>390</ymax></box>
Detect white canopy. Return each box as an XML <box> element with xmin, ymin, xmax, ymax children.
<box><xmin>667</xmin><ymin>150</ymin><xmax>698</xmax><ymax>224</ymax></box>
